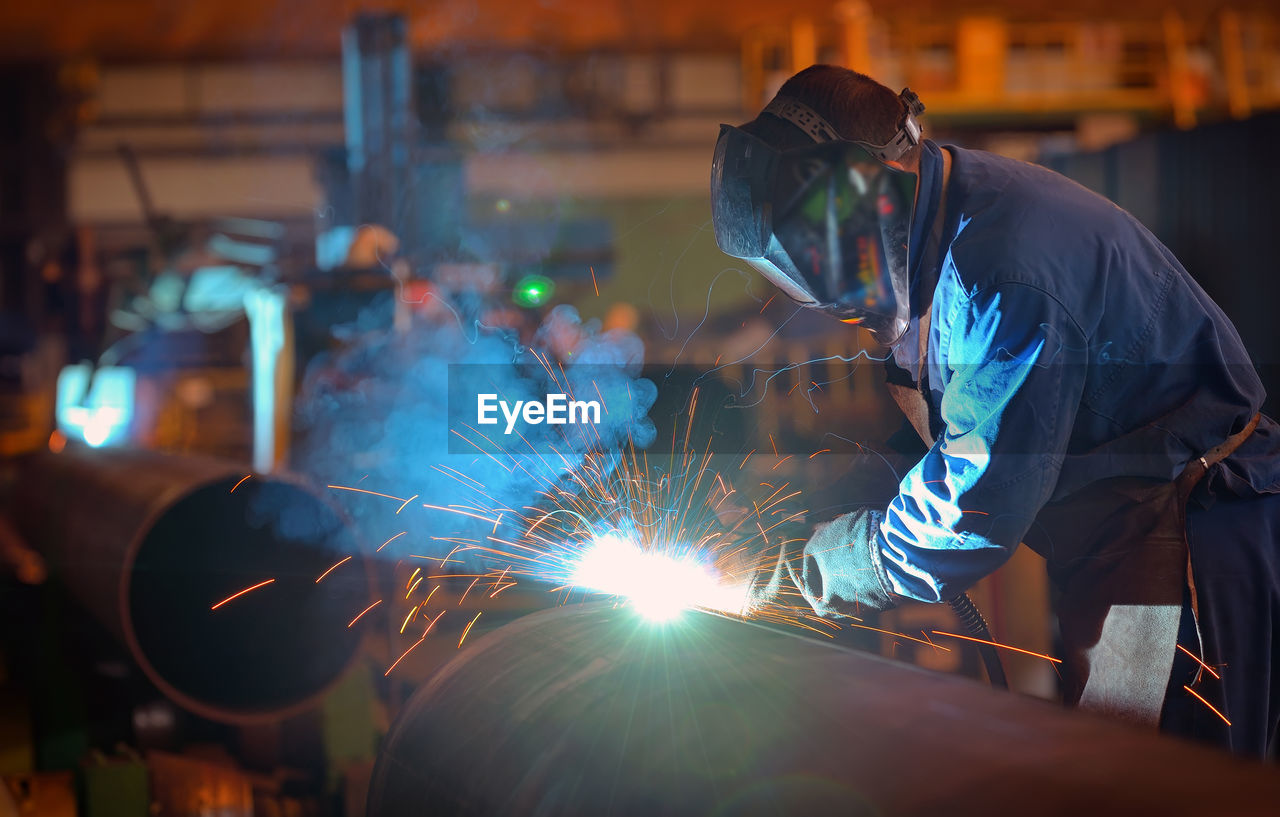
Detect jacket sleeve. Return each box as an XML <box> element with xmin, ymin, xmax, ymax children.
<box><xmin>790</xmin><ymin>281</ymin><xmax>1089</xmax><ymax>614</ymax></box>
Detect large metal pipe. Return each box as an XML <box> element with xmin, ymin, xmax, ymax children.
<box><xmin>12</xmin><ymin>445</ymin><xmax>370</xmax><ymax>724</ymax></box>
<box><xmin>369</xmin><ymin>603</ymin><xmax>1280</xmax><ymax>817</ymax></box>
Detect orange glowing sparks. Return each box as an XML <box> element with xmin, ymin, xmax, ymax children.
<box><xmin>918</xmin><ymin>630</ymin><xmax>945</xmax><ymax>654</ymax></box>
<box><xmin>406</xmin><ymin>575</ymin><xmax>424</xmax><ymax>598</ymax></box>
<box><xmin>348</xmin><ymin>599</ymin><xmax>382</xmax><ymax>627</ymax></box>
<box><xmin>211</xmin><ymin>578</ymin><xmax>275</xmax><ymax>610</ymax></box>
<box><xmin>377</xmin><ymin>531</ymin><xmax>407</xmax><ymax>552</ymax></box>
<box><xmin>386</xmin><ymin>635</ymin><xmax>425</xmax><ymax>676</ymax></box>
<box><xmin>589</xmin><ymin>265</ymin><xmax>599</xmax><ymax>296</ymax></box>
<box><xmin>352</xmin><ymin>382</ymin><xmax>831</xmax><ymax>651</ymax></box>
<box><xmin>840</xmin><ymin>622</ymin><xmax>952</xmax><ymax>651</ymax></box>
<box><xmin>459</xmin><ymin>576</ymin><xmax>482</xmax><ymax>605</ymax></box>
<box><xmin>230</xmin><ymin>474</ymin><xmax>252</xmax><ymax>493</ymax></box>
<box><xmin>424</xmin><ymin>609</ymin><xmax>446</xmax><ymax>635</ymax></box>
<box><xmin>489</xmin><ymin>565</ymin><xmax>512</xmax><ymax>592</ymax></box>
<box><xmin>400</xmin><ymin>605</ymin><xmax>420</xmax><ymax>633</ymax></box>
<box><xmin>386</xmin><ymin>610</ymin><xmax>449</xmax><ymax>675</ymax></box>
<box><xmin>1183</xmin><ymin>685</ymin><xmax>1232</xmax><ymax>726</ymax></box>
<box><xmin>327</xmin><ymin>484</ymin><xmax>407</xmax><ymax>503</ymax></box>
<box><xmin>931</xmin><ymin>631</ymin><xmax>1062</xmax><ymax>663</ymax></box>
<box><xmin>434</xmin><ymin>463</ymin><xmax>484</xmax><ymax>490</ymax></box>
<box><xmin>315</xmin><ymin>556</ymin><xmax>352</xmax><ymax>583</ymax></box>
<box><xmin>459</xmin><ymin>612</ymin><xmax>482</xmax><ymax>648</ymax></box>
<box><xmin>1177</xmin><ymin>644</ymin><xmax>1221</xmax><ymax>680</ymax></box>
<box><xmin>791</xmin><ymin>620</ymin><xmax>836</xmax><ymax>638</ymax></box>
<box><xmin>421</xmin><ymin>503</ymin><xmax>500</xmax><ymax>525</ymax></box>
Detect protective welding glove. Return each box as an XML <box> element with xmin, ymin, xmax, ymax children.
<box><xmin>748</xmin><ymin>507</ymin><xmax>897</xmax><ymax>617</ymax></box>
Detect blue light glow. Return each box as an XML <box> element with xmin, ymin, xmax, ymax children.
<box><xmin>56</xmin><ymin>365</ymin><xmax>135</xmax><ymax>449</ymax></box>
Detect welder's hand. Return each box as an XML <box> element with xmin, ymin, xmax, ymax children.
<box><xmin>791</xmin><ymin>508</ymin><xmax>897</xmax><ymax>616</ymax></box>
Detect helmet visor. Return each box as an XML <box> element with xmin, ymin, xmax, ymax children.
<box><xmin>711</xmin><ymin>125</ymin><xmax>917</xmax><ymax>339</ymax></box>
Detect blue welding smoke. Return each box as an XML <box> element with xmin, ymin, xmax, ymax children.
<box><xmin>292</xmin><ymin>299</ymin><xmax>656</xmax><ymax>569</ymax></box>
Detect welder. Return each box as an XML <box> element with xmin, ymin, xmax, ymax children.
<box><xmin>711</xmin><ymin>64</ymin><xmax>1280</xmax><ymax>756</ymax></box>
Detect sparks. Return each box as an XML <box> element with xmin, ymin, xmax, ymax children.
<box><xmin>400</xmin><ymin>605</ymin><xmax>420</xmax><ymax>633</ymax></box>
<box><xmin>351</xmin><ymin>385</ymin><xmax>823</xmax><ymax>656</ymax></box>
<box><xmin>1183</xmin><ymin>685</ymin><xmax>1232</xmax><ymax>726</ymax></box>
<box><xmin>458</xmin><ymin>576</ymin><xmax>482</xmax><ymax>605</ymax></box>
<box><xmin>931</xmin><ymin>630</ymin><xmax>1062</xmax><ymax>664</ymax></box>
<box><xmin>458</xmin><ymin>611</ymin><xmax>482</xmax><ymax>647</ymax></box>
<box><xmin>1177</xmin><ymin>643</ymin><xmax>1222</xmax><ymax>680</ymax></box>
<box><xmin>840</xmin><ymin>622</ymin><xmax>952</xmax><ymax>651</ymax></box>
<box><xmin>377</xmin><ymin>531</ymin><xmax>407</xmax><ymax>552</ymax></box>
<box><xmin>315</xmin><ymin>556</ymin><xmax>352</xmax><ymax>583</ymax></box>
<box><xmin>385</xmin><ymin>634</ymin><xmax>426</xmax><ymax>676</ymax></box>
<box><xmin>211</xmin><ymin>578</ymin><xmax>276</xmax><ymax>610</ymax></box>
<box><xmin>328</xmin><ymin>484</ymin><xmax>407</xmax><ymax>503</ymax></box>
<box><xmin>406</xmin><ymin>575</ymin><xmax>424</xmax><ymax>598</ymax></box>
<box><xmin>348</xmin><ymin>599</ymin><xmax>382</xmax><ymax>627</ymax></box>
<box><xmin>421</xmin><ymin>503</ymin><xmax>501</xmax><ymax>525</ymax></box>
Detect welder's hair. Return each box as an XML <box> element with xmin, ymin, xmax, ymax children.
<box><xmin>742</xmin><ymin>65</ymin><xmax>922</xmax><ymax>165</ymax></box>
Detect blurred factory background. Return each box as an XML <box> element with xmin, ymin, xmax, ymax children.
<box><xmin>1</xmin><ymin>0</ymin><xmax>1279</xmax><ymax>814</ymax></box>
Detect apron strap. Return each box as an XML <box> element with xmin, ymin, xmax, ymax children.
<box><xmin>1175</xmin><ymin>413</ymin><xmax>1260</xmax><ymax>499</ymax></box>
<box><xmin>1176</xmin><ymin>412</ymin><xmax>1260</xmax><ymax>671</ymax></box>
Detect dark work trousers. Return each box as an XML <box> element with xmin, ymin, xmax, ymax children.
<box><xmin>1161</xmin><ymin>490</ymin><xmax>1280</xmax><ymax>757</ymax></box>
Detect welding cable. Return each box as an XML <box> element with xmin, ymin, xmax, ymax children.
<box><xmin>949</xmin><ymin>593</ymin><xmax>1009</xmax><ymax>689</ymax></box>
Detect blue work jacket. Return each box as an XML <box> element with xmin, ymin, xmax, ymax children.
<box><xmin>874</xmin><ymin>141</ymin><xmax>1280</xmax><ymax>604</ymax></box>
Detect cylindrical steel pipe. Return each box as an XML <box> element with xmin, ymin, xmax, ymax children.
<box><xmin>370</xmin><ymin>603</ymin><xmax>1280</xmax><ymax>817</ymax></box>
<box><xmin>12</xmin><ymin>445</ymin><xmax>370</xmax><ymax>723</ymax></box>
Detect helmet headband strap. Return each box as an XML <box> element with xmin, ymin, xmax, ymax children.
<box><xmin>762</xmin><ymin>88</ymin><xmax>925</xmax><ymax>163</ymax></box>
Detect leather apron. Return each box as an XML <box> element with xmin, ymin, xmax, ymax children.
<box><xmin>882</xmin><ymin>149</ymin><xmax>1261</xmax><ymax>726</ymax></box>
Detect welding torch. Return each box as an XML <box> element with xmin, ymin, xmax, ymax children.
<box><xmin>726</xmin><ymin>509</ymin><xmax>1009</xmax><ymax>689</ymax></box>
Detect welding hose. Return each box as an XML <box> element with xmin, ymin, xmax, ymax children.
<box><xmin>949</xmin><ymin>593</ymin><xmax>1008</xmax><ymax>689</ymax></box>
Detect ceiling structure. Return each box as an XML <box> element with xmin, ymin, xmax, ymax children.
<box><xmin>0</xmin><ymin>0</ymin><xmax>1272</xmax><ymax>61</ymax></box>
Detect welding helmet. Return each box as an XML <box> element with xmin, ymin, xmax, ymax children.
<box><xmin>711</xmin><ymin>90</ymin><xmax>925</xmax><ymax>342</ymax></box>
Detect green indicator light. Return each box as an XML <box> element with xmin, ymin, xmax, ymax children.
<box><xmin>513</xmin><ymin>274</ymin><xmax>555</xmax><ymax>308</ymax></box>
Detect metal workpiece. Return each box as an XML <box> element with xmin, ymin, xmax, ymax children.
<box><xmin>12</xmin><ymin>445</ymin><xmax>370</xmax><ymax>724</ymax></box>
<box><xmin>369</xmin><ymin>603</ymin><xmax>1280</xmax><ymax>817</ymax></box>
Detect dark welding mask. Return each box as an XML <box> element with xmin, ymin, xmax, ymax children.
<box><xmin>711</xmin><ymin>90</ymin><xmax>924</xmax><ymax>342</ymax></box>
